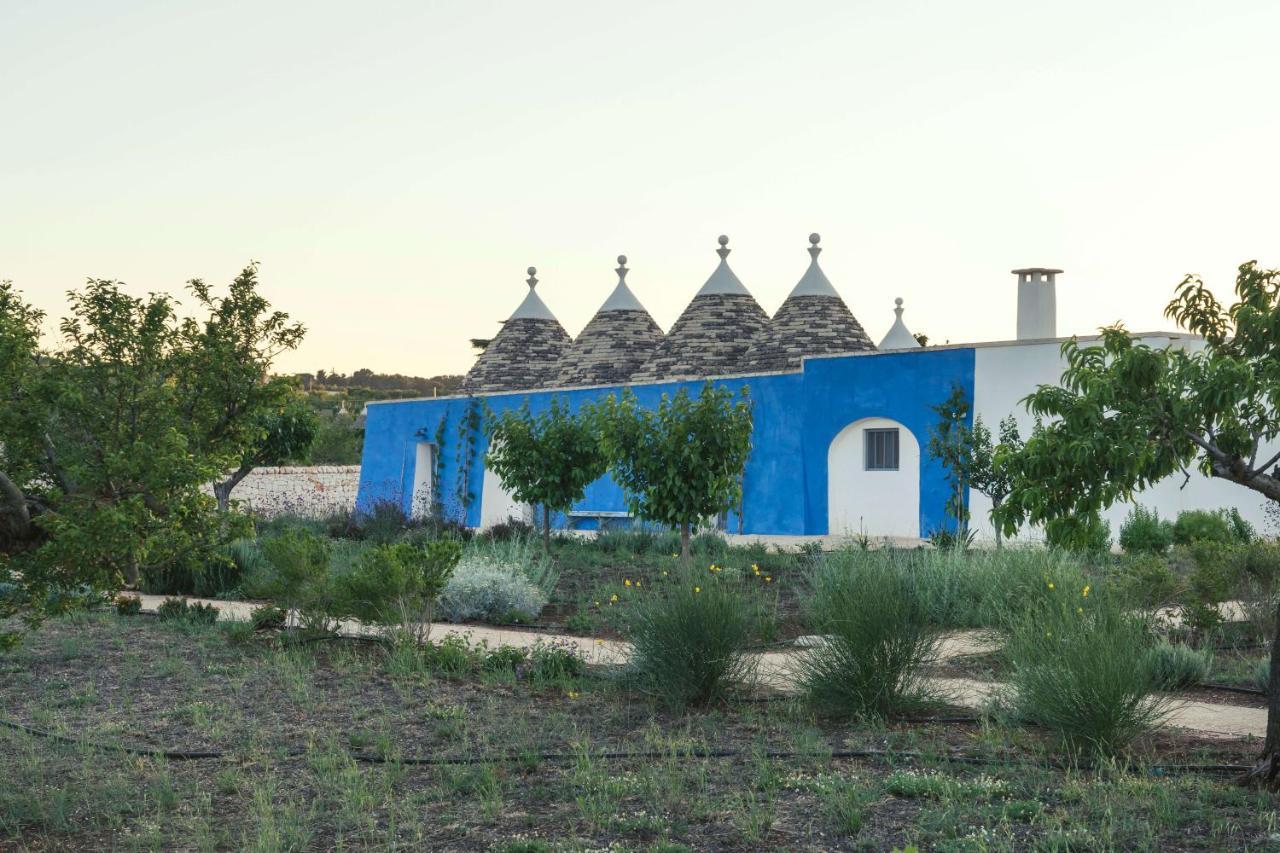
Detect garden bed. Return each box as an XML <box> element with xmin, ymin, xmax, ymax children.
<box><xmin>1</xmin><ymin>612</ymin><xmax>1275</xmax><ymax>851</ymax></box>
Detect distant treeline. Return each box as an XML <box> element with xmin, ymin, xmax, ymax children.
<box><xmin>297</xmin><ymin>369</ymin><xmax>464</xmax><ymax>397</ymax></box>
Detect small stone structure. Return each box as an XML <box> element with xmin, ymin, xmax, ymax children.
<box><xmin>209</xmin><ymin>465</ymin><xmax>361</xmax><ymax>517</ymax></box>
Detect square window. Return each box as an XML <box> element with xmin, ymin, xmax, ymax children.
<box><xmin>864</xmin><ymin>428</ymin><xmax>900</xmax><ymax>471</ymax></box>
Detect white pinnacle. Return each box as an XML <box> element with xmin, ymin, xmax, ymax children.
<box><xmin>878</xmin><ymin>297</ymin><xmax>922</xmax><ymax>350</ymax></box>
<box><xmin>695</xmin><ymin>234</ymin><xmax>752</xmax><ymax>297</ymax></box>
<box><xmin>507</xmin><ymin>265</ymin><xmax>559</xmax><ymax>322</ymax></box>
<box><xmin>786</xmin><ymin>232</ymin><xmax>841</xmax><ymax>299</ymax></box>
<box><xmin>598</xmin><ymin>254</ymin><xmax>648</xmax><ymax>313</ymax></box>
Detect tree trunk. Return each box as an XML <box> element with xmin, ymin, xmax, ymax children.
<box><xmin>213</xmin><ymin>463</ymin><xmax>254</xmax><ymax>512</ymax></box>
<box><xmin>542</xmin><ymin>504</ymin><xmax>551</xmax><ymax>556</ymax></box>
<box><xmin>680</xmin><ymin>521</ymin><xmax>691</xmax><ymax>567</ymax></box>
<box><xmin>1240</xmin><ymin>595</ymin><xmax>1280</xmax><ymax>788</ymax></box>
<box><xmin>992</xmin><ymin>497</ymin><xmax>1003</xmax><ymax>549</ymax></box>
<box><xmin>0</xmin><ymin>469</ymin><xmax>32</xmax><ymax>542</ymax></box>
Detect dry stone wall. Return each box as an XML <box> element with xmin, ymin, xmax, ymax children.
<box><xmin>208</xmin><ymin>466</ymin><xmax>361</xmax><ymax>518</ymax></box>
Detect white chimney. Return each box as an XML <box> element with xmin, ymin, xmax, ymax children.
<box><xmin>1013</xmin><ymin>267</ymin><xmax>1062</xmax><ymax>340</ymax></box>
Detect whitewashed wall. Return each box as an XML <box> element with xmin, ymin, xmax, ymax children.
<box><xmin>208</xmin><ymin>466</ymin><xmax>361</xmax><ymax>518</ymax></box>
<box><xmin>969</xmin><ymin>336</ymin><xmax>1278</xmax><ymax>542</ymax></box>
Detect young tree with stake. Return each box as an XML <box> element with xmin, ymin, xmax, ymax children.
<box><xmin>485</xmin><ymin>397</ymin><xmax>607</xmax><ymax>554</ymax></box>
<box><xmin>596</xmin><ymin>383</ymin><xmax>753</xmax><ymax>563</ymax></box>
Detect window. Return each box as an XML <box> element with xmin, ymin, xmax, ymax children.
<box><xmin>864</xmin><ymin>428</ymin><xmax>900</xmax><ymax>471</ymax></box>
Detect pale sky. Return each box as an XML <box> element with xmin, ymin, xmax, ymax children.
<box><xmin>3</xmin><ymin>0</ymin><xmax>1278</xmax><ymax>377</ymax></box>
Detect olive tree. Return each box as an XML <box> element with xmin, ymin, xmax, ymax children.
<box><xmin>595</xmin><ymin>383</ymin><xmax>753</xmax><ymax>562</ymax></box>
<box><xmin>994</xmin><ymin>261</ymin><xmax>1280</xmax><ymax>787</ymax></box>
<box><xmin>485</xmin><ymin>397</ymin><xmax>607</xmax><ymax>554</ymax></box>
<box><xmin>212</xmin><ymin>388</ymin><xmax>317</xmax><ymax>510</ymax></box>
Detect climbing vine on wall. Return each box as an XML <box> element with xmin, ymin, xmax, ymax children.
<box><xmin>453</xmin><ymin>398</ymin><xmax>482</xmax><ymax>520</ymax></box>
<box><xmin>431</xmin><ymin>413</ymin><xmax>448</xmax><ymax>521</ymax></box>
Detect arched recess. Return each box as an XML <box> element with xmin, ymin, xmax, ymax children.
<box><xmin>827</xmin><ymin>417</ymin><xmax>921</xmax><ymax>539</ymax></box>
<box><xmin>479</xmin><ymin>441</ymin><xmax>533</xmax><ymax>530</ymax></box>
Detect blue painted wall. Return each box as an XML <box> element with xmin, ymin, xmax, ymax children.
<box><xmin>356</xmin><ymin>346</ymin><xmax>976</xmax><ymax>536</ymax></box>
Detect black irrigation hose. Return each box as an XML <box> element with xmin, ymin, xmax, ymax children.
<box><xmin>1199</xmin><ymin>682</ymin><xmax>1268</xmax><ymax>697</ymax></box>
<box><xmin>0</xmin><ymin>716</ymin><xmax>1254</xmax><ymax>777</ymax></box>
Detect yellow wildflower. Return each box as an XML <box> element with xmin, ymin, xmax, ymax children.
<box><xmin>1077</xmin><ymin>607</ymin><xmax>1084</xmax><ymax>615</ymax></box>
<box><xmin>635</xmin><ymin>581</ymin><xmax>642</xmax><ymax>588</ymax></box>
<box><xmin>595</xmin><ymin>639</ymin><xmax>604</xmax><ymax>646</ymax></box>
<box><xmin>610</xmin><ymin>594</ymin><xmax>619</xmax><ymax>603</ymax></box>
<box><xmin>567</xmin><ymin>691</ymin><xmax>580</xmax><ymax>700</ymax></box>
<box><xmin>765</xmin><ymin>576</ymin><xmax>772</xmax><ymax>583</ymax></box>
<box><xmin>694</xmin><ymin>586</ymin><xmax>701</xmax><ymax>594</ymax></box>
<box><xmin>1047</xmin><ymin>582</ymin><xmax>1055</xmax><ymax>590</ymax></box>
<box><xmin>624</xmin><ymin>579</ymin><xmax>632</xmax><ymax>587</ymax></box>
<box><xmin>752</xmin><ymin>563</ymin><xmax>760</xmax><ymax>573</ymax></box>
<box><xmin>662</xmin><ymin>570</ymin><xmax>668</xmax><ymax>577</ymax></box>
<box><xmin>1082</xmin><ymin>585</ymin><xmax>1090</xmax><ymax>598</ymax></box>
<box><xmin>594</xmin><ymin>600</ymin><xmax>600</xmax><ymax>607</ymax></box>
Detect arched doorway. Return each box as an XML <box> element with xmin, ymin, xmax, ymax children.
<box><xmin>827</xmin><ymin>417</ymin><xmax>921</xmax><ymax>539</ymax></box>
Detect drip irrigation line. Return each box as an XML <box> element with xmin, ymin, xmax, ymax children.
<box><xmin>1199</xmin><ymin>682</ymin><xmax>1267</xmax><ymax>697</ymax></box>
<box><xmin>0</xmin><ymin>716</ymin><xmax>1254</xmax><ymax>777</ymax></box>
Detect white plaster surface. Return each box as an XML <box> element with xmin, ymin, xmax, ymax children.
<box><xmin>828</xmin><ymin>417</ymin><xmax>921</xmax><ymax>538</ymax></box>
<box><xmin>969</xmin><ymin>337</ymin><xmax>1279</xmax><ymax>543</ymax></box>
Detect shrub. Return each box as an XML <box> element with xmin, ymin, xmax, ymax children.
<box><xmin>796</xmin><ymin>557</ymin><xmax>939</xmax><ymax>718</ymax></box>
<box><xmin>356</xmin><ymin>500</ymin><xmax>413</xmax><ymax>544</ymax></box>
<box><xmin>1173</xmin><ymin>510</ymin><xmax>1237</xmax><ymax>546</ymax></box>
<box><xmin>187</xmin><ymin>602</ymin><xmax>219</xmax><ymax>625</ymax></box>
<box><xmin>1118</xmin><ymin>506</ymin><xmax>1173</xmax><ymax>555</ymax></box>
<box><xmin>1001</xmin><ymin>580</ymin><xmax>1167</xmax><ymax>754</ymax></box>
<box><xmin>333</xmin><ymin>540</ymin><xmax>461</xmax><ymax>639</ymax></box>
<box><xmin>1143</xmin><ymin>641</ymin><xmax>1212</xmax><ymax>690</ymax></box>
<box><xmin>529</xmin><ymin>640</ymin><xmax>586</xmax><ymax>683</ymax></box>
<box><xmin>621</xmin><ymin>568</ymin><xmax>760</xmax><ymax>709</ymax></box>
<box><xmin>1046</xmin><ymin>515</ymin><xmax>1111</xmax><ymax>553</ymax></box>
<box><xmin>250</xmin><ymin>604</ymin><xmax>287</xmax><ymax>630</ymax></box>
<box><xmin>156</xmin><ymin>597</ymin><xmax>189</xmax><ymax>621</ymax></box>
<box><xmin>114</xmin><ymin>594</ymin><xmax>142</xmax><ymax>616</ymax></box>
<box><xmin>464</xmin><ymin>537</ymin><xmax>559</xmax><ymax>599</ymax></box>
<box><xmin>1255</xmin><ymin>657</ymin><xmax>1271</xmax><ymax>693</ymax></box>
<box><xmin>437</xmin><ymin>556</ymin><xmax>547</xmax><ymax>624</ymax></box>
<box><xmin>257</xmin><ymin>528</ymin><xmax>336</xmax><ymax>633</ymax></box>
<box><xmin>1241</xmin><ymin>541</ymin><xmax>1280</xmax><ymax>588</ymax></box>
<box><xmin>1110</xmin><ymin>554</ymin><xmax>1184</xmax><ymax>609</ymax></box>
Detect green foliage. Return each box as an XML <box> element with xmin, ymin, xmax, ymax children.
<box><xmin>1109</xmin><ymin>554</ymin><xmax>1184</xmax><ymax>609</ymax></box>
<box><xmin>1001</xmin><ymin>578</ymin><xmax>1167</xmax><ymax>754</ymax></box>
<box><xmin>486</xmin><ymin>397</ymin><xmax>607</xmax><ymax>551</ymax></box>
<box><xmin>213</xmin><ymin>388</ymin><xmax>318</xmax><ymax>509</ymax></box>
<box><xmin>1172</xmin><ymin>509</ymin><xmax>1252</xmax><ymax>546</ymax></box>
<box><xmin>1143</xmin><ymin>641</ymin><xmax>1212</xmax><ymax>690</ymax></box>
<box><xmin>333</xmin><ymin>540</ymin><xmax>461</xmax><ymax>638</ymax></box>
<box><xmin>156</xmin><ymin>597</ymin><xmax>216</xmax><ymax>624</ymax></box>
<box><xmin>595</xmin><ymin>383</ymin><xmax>753</xmax><ymax>559</ymax></box>
<box><xmin>796</xmin><ymin>556</ymin><xmax>939</xmax><ymax>718</ymax></box>
<box><xmin>997</xmin><ymin>261</ymin><xmax>1280</xmax><ymax>542</ymax></box>
<box><xmin>927</xmin><ymin>385</ymin><xmax>973</xmax><ymax>534</ymax></box>
<box><xmin>250</xmin><ymin>604</ymin><xmax>287</xmax><ymax>630</ymax></box>
<box><xmin>257</xmin><ymin>529</ymin><xmax>334</xmax><ymax>632</ymax></box>
<box><xmin>114</xmin><ymin>594</ymin><xmax>142</xmax><ymax>616</ymax></box>
<box><xmin>298</xmin><ymin>409</ymin><xmax>363</xmax><ymax>465</ymax></box>
<box><xmin>0</xmin><ymin>266</ymin><xmax>303</xmax><ymax>642</ymax></box>
<box><xmin>1119</xmin><ymin>505</ymin><xmax>1174</xmax><ymax>555</ymax></box>
<box><xmin>1045</xmin><ymin>514</ymin><xmax>1111</xmax><ymax>553</ymax></box>
<box><xmin>621</xmin><ymin>568</ymin><xmax>761</xmax><ymax>709</ymax></box>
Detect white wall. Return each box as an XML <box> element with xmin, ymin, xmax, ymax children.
<box><xmin>480</xmin><ymin>464</ymin><xmax>532</xmax><ymax>529</ymax></box>
<box><xmin>409</xmin><ymin>442</ymin><xmax>434</xmax><ymax>519</ymax></box>
<box><xmin>828</xmin><ymin>417</ymin><xmax>921</xmax><ymax>538</ymax></box>
<box><xmin>970</xmin><ymin>336</ymin><xmax>1278</xmax><ymax>542</ymax></box>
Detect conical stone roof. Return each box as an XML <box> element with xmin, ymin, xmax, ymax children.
<box><xmin>744</xmin><ymin>234</ymin><xmax>875</xmax><ymax>373</ymax></box>
<box><xmin>629</xmin><ymin>236</ymin><xmax>769</xmax><ymax>383</ymax></box>
<box><xmin>462</xmin><ymin>267</ymin><xmax>571</xmax><ymax>393</ymax></box>
<box><xmin>554</xmin><ymin>256</ymin><xmax>664</xmax><ymax>388</ymax></box>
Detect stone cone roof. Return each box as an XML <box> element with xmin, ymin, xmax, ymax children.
<box><xmin>630</xmin><ymin>237</ymin><xmax>768</xmax><ymax>382</ymax></box>
<box><xmin>745</xmin><ymin>235</ymin><xmax>875</xmax><ymax>372</ymax></box>
<box><xmin>462</xmin><ymin>268</ymin><xmax>571</xmax><ymax>392</ymax></box>
<box><xmin>554</xmin><ymin>258</ymin><xmax>664</xmax><ymax>387</ymax></box>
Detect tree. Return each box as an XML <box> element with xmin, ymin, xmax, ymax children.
<box><xmin>927</xmin><ymin>385</ymin><xmax>973</xmax><ymax>537</ymax></box>
<box><xmin>969</xmin><ymin>415</ymin><xmax>1024</xmax><ymax>546</ymax></box>
<box><xmin>596</xmin><ymin>384</ymin><xmax>754</xmax><ymax>562</ymax></box>
<box><xmin>485</xmin><ymin>397</ymin><xmax>607</xmax><ymax>554</ymax></box>
<box><xmin>212</xmin><ymin>388</ymin><xmax>318</xmax><ymax>510</ymax></box>
<box><xmin>993</xmin><ymin>260</ymin><xmax>1280</xmax><ymax>787</ymax></box>
<box><xmin>0</xmin><ymin>266</ymin><xmax>304</xmax><ymax>646</ymax></box>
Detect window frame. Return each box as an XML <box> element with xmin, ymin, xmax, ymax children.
<box><xmin>863</xmin><ymin>427</ymin><xmax>901</xmax><ymax>472</ymax></box>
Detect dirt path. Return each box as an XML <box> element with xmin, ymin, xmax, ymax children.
<box><xmin>133</xmin><ymin>594</ymin><xmax>1267</xmax><ymax>739</ymax></box>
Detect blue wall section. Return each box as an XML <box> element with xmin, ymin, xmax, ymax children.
<box><xmin>356</xmin><ymin>346</ymin><xmax>976</xmax><ymax>536</ymax></box>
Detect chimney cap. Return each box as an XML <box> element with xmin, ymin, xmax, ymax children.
<box><xmin>1011</xmin><ymin>267</ymin><xmax>1064</xmax><ymax>276</ymax></box>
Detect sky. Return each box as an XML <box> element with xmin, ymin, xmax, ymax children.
<box><xmin>2</xmin><ymin>0</ymin><xmax>1278</xmax><ymax>377</ymax></box>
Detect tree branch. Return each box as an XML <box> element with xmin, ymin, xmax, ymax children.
<box><xmin>0</xmin><ymin>469</ymin><xmax>32</xmax><ymax>540</ymax></box>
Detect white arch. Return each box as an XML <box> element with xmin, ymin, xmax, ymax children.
<box><xmin>827</xmin><ymin>417</ymin><xmax>921</xmax><ymax>539</ymax></box>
